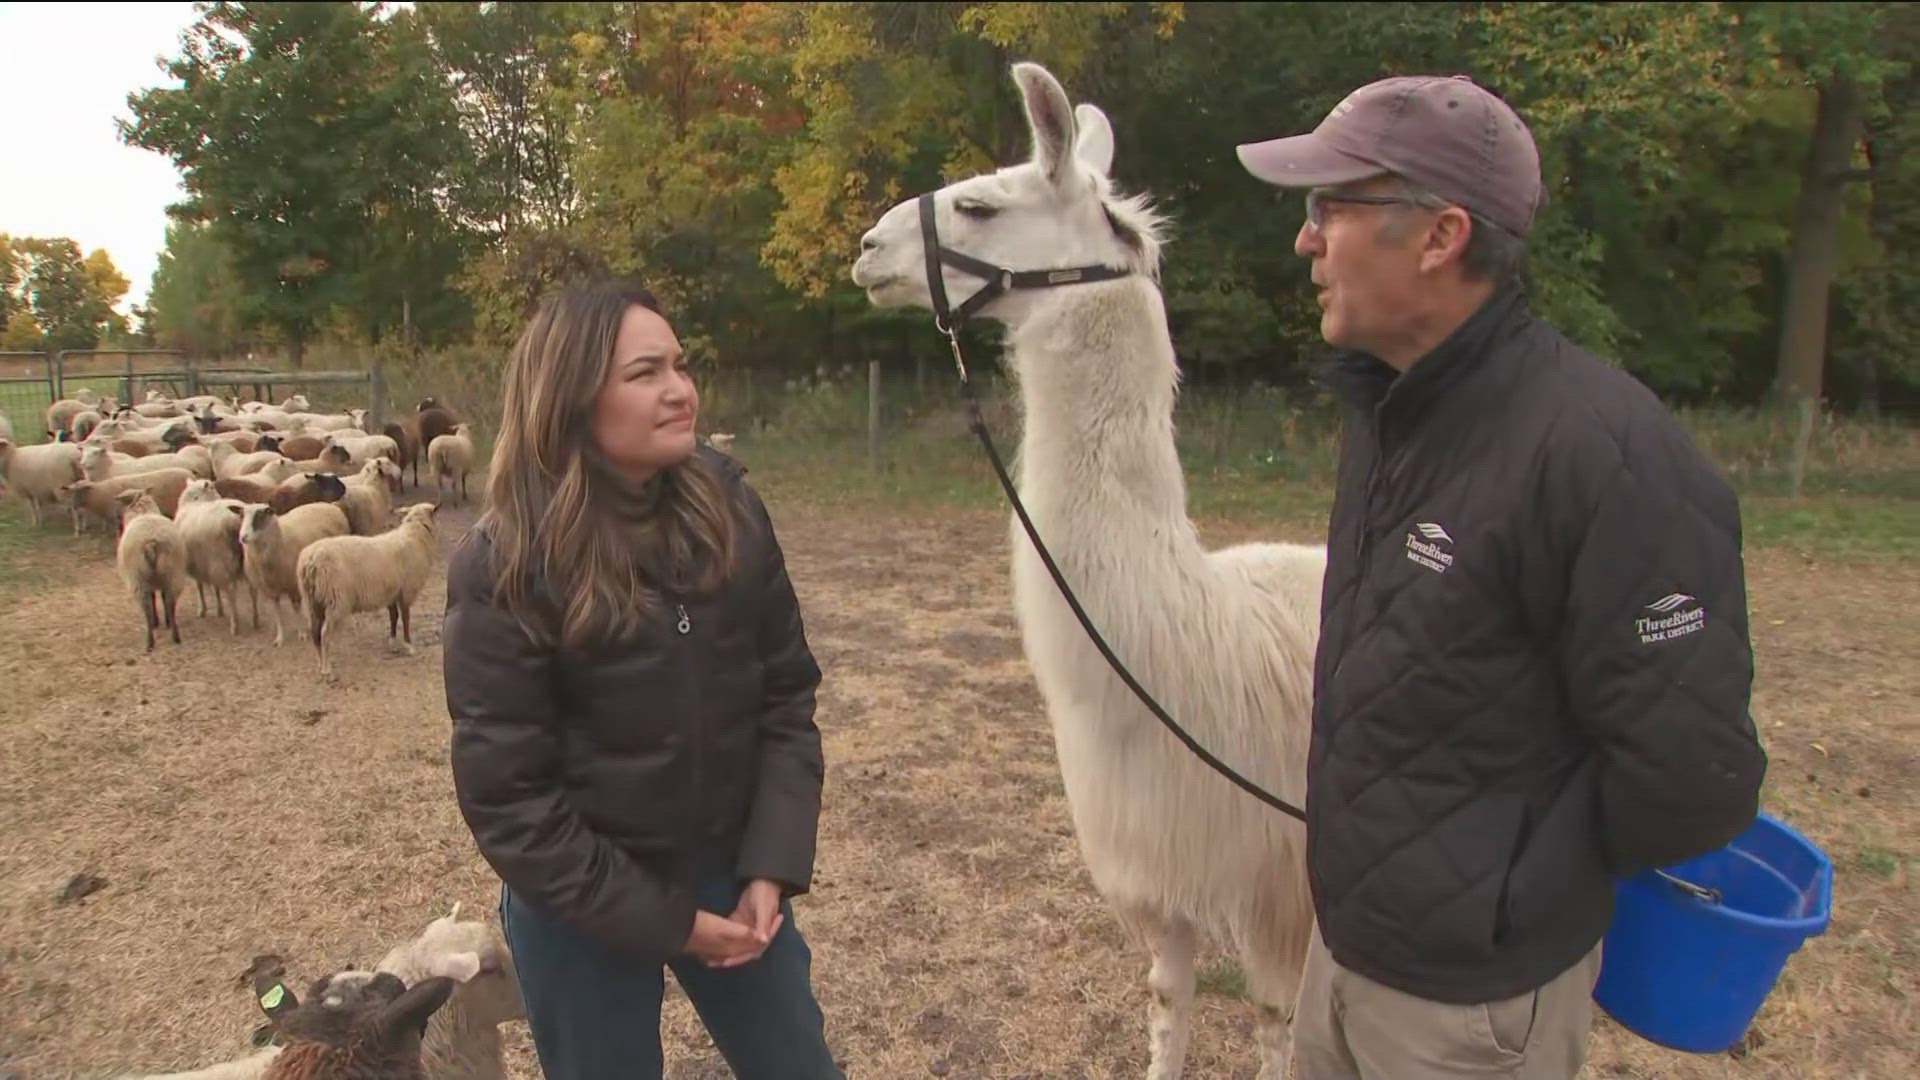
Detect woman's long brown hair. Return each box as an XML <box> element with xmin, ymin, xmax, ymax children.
<box><xmin>481</xmin><ymin>282</ymin><xmax>738</xmax><ymax>650</ymax></box>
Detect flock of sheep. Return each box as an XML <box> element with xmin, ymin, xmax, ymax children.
<box><xmin>1</xmin><ymin>391</ymin><xmax>539</xmax><ymax>1077</ymax></box>
<box><xmin>0</xmin><ymin>387</ymin><xmax>476</xmax><ymax>673</ymax></box>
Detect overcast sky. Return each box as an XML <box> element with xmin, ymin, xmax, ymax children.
<box><xmin>0</xmin><ymin>1</ymin><xmax>200</xmax><ymax>312</ymax></box>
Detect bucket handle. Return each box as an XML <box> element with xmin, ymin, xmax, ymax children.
<box><xmin>1655</xmin><ymin>869</ymin><xmax>1723</xmax><ymax>905</ymax></box>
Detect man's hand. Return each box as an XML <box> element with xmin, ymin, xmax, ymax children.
<box><xmin>684</xmin><ymin>911</ymin><xmax>766</xmax><ymax>968</ymax></box>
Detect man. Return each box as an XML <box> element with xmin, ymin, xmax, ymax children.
<box><xmin>1235</xmin><ymin>76</ymin><xmax>1768</xmax><ymax>1078</ymax></box>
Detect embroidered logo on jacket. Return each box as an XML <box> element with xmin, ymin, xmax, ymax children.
<box><xmin>1638</xmin><ymin>593</ymin><xmax>1706</xmax><ymax>644</ymax></box>
<box><xmin>1404</xmin><ymin>523</ymin><xmax>1454</xmax><ymax>574</ymax></box>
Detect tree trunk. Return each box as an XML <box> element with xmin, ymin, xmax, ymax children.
<box><xmin>1772</xmin><ymin>75</ymin><xmax>1865</xmax><ymax>407</ymax></box>
<box><xmin>289</xmin><ymin>332</ymin><xmax>305</xmax><ymax>370</ymax></box>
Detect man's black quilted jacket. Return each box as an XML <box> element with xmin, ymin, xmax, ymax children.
<box><xmin>1307</xmin><ymin>287</ymin><xmax>1768</xmax><ymax>1004</ymax></box>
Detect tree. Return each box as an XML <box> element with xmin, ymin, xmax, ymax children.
<box><xmin>82</xmin><ymin>249</ymin><xmax>132</xmax><ymax>341</ymax></box>
<box><xmin>12</xmin><ymin>238</ymin><xmax>97</xmax><ymax>351</ymax></box>
<box><xmin>1729</xmin><ymin>2</ymin><xmax>1910</xmax><ymax>407</ymax></box>
<box><xmin>146</xmin><ymin>220</ymin><xmax>252</xmax><ymax>356</ymax></box>
<box><xmin>0</xmin><ymin>235</ymin><xmax>19</xmax><ymax>336</ymax></box>
<box><xmin>0</xmin><ymin>310</ymin><xmax>43</xmax><ymax>351</ymax></box>
<box><xmin>413</xmin><ymin>0</ymin><xmax>580</xmax><ymax>235</ymax></box>
<box><xmin>121</xmin><ymin>1</ymin><xmax>475</xmax><ymax>364</ymax></box>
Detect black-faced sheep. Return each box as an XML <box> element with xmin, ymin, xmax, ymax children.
<box><xmin>214</xmin><ymin>467</ymin><xmax>343</xmax><ymax>515</ymax></box>
<box><xmin>257</xmin><ymin>972</ymin><xmax>455</xmax><ymax>1080</ymax></box>
<box><xmin>116</xmin><ymin>905</ymin><xmax>524</xmax><ymax>1080</ymax></box>
<box><xmin>296</xmin><ymin>503</ymin><xmax>438</xmax><ymax>678</ymax></box>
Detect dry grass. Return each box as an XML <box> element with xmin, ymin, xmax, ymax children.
<box><xmin>0</xmin><ymin>452</ymin><xmax>1914</xmax><ymax>1078</ymax></box>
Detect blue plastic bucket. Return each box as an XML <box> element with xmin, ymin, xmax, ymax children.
<box><xmin>1593</xmin><ymin>812</ymin><xmax>1833</xmax><ymax>1053</ymax></box>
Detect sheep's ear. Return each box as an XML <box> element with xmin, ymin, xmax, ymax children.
<box><xmin>254</xmin><ymin>977</ymin><xmax>298</xmax><ymax>1019</ymax></box>
<box><xmin>378</xmin><ymin>976</ymin><xmax>455</xmax><ymax>1040</ymax></box>
<box><xmin>447</xmin><ymin>901</ymin><xmax>463</xmax><ymax>923</ymax></box>
<box><xmin>227</xmin><ymin>504</ymin><xmax>245</xmax><ymax>519</ymax></box>
<box><xmin>428</xmin><ymin>950</ymin><xmax>483</xmax><ymax>983</ymax></box>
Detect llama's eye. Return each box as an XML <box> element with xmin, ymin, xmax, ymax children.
<box><xmin>954</xmin><ymin>199</ymin><xmax>999</xmax><ymax>219</ymax></box>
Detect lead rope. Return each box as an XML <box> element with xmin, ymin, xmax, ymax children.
<box><xmin>940</xmin><ymin>326</ymin><xmax>1306</xmax><ymax>822</ymax></box>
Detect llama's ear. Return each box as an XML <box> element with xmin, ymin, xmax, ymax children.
<box><xmin>1073</xmin><ymin>103</ymin><xmax>1114</xmax><ymax>177</ymax></box>
<box><xmin>1013</xmin><ymin>61</ymin><xmax>1075</xmax><ymax>185</ymax></box>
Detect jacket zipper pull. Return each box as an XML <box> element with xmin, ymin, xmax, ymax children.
<box><xmin>675</xmin><ymin>602</ymin><xmax>691</xmax><ymax>636</ymax></box>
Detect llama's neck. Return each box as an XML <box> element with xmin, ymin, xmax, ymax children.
<box><xmin>1005</xmin><ymin>277</ymin><xmax>1196</xmax><ymax>557</ymax></box>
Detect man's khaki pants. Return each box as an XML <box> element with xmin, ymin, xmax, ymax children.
<box><xmin>1291</xmin><ymin>927</ymin><xmax>1603</xmax><ymax>1079</ymax></box>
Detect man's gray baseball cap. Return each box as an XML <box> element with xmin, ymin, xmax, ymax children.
<box><xmin>1237</xmin><ymin>74</ymin><xmax>1543</xmax><ymax>237</ymax></box>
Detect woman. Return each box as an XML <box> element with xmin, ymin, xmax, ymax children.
<box><xmin>443</xmin><ymin>282</ymin><xmax>840</xmax><ymax>1078</ymax></box>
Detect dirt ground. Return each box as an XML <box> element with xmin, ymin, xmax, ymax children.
<box><xmin>0</xmin><ymin>480</ymin><xmax>1914</xmax><ymax>1079</ymax></box>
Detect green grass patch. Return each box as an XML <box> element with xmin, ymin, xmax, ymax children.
<box><xmin>1196</xmin><ymin>958</ymin><xmax>1249</xmax><ymax>1000</ymax></box>
<box><xmin>1741</xmin><ymin>497</ymin><xmax>1920</xmax><ymax>559</ymax></box>
<box><xmin>1852</xmin><ymin>847</ymin><xmax>1902</xmax><ymax>881</ymax></box>
<box><xmin>0</xmin><ymin>500</ymin><xmax>74</xmax><ymax>600</ymax></box>
<box><xmin>728</xmin><ymin>381</ymin><xmax>1912</xmax><ymax>560</ymax></box>
<box><xmin>1</xmin><ymin>377</ymin><xmax>138</xmax><ymax>446</ymax></box>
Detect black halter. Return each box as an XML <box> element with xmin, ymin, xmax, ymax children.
<box><xmin>917</xmin><ymin>192</ymin><xmax>1132</xmax><ymax>333</ymax></box>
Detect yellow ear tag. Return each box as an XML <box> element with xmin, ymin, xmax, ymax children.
<box><xmin>260</xmin><ymin>984</ymin><xmax>286</xmax><ymax>1010</ymax></box>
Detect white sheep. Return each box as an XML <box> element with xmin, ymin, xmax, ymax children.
<box><xmin>109</xmin><ymin>443</ymin><xmax>214</xmax><ymax>480</ymax></box>
<box><xmin>297</xmin><ymin>502</ymin><xmax>438</xmax><ymax>678</ymax></box>
<box><xmin>338</xmin><ymin>458</ymin><xmax>398</xmax><ymax>536</ymax></box>
<box><xmin>116</xmin><ymin>904</ymin><xmax>523</xmax><ymax>1080</ymax></box>
<box><xmin>239</xmin><ymin>501</ymin><xmax>350</xmax><ymax>646</ymax></box>
<box><xmin>325</xmin><ymin>430</ymin><xmax>399</xmax><ymax>468</ymax></box>
<box><xmin>175</xmin><ymin>479</ymin><xmax>257</xmax><ymax>634</ymax></box>
<box><xmin>66</xmin><ymin>468</ymin><xmax>197</xmax><ymax>534</ymax></box>
<box><xmin>81</xmin><ymin>440</ymin><xmax>136</xmax><ymax>481</ymax></box>
<box><xmin>115</xmin><ymin>489</ymin><xmax>188</xmax><ymax>651</ymax></box>
<box><xmin>0</xmin><ymin>437</ymin><xmax>82</xmax><ymax>527</ymax></box>
<box><xmin>211</xmin><ymin>440</ymin><xmax>288</xmax><ymax>479</ymax></box>
<box><xmin>46</xmin><ymin>397</ymin><xmax>92</xmax><ymax>436</ymax></box>
<box><xmin>69</xmin><ymin>408</ymin><xmax>104</xmax><ymax>442</ymax></box>
<box><xmin>287</xmin><ymin>410</ymin><xmax>359</xmax><ymax>433</ymax></box>
<box><xmin>425</xmin><ymin>424</ymin><xmax>474</xmax><ymax>506</ymax></box>
<box><xmin>706</xmin><ymin>431</ymin><xmax>736</xmax><ymax>452</ymax></box>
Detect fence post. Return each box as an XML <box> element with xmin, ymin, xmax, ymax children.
<box><xmin>185</xmin><ymin>354</ymin><xmax>199</xmax><ymax>398</ymax></box>
<box><xmin>53</xmin><ymin>349</ymin><xmax>63</xmax><ymax>401</ymax></box>
<box><xmin>42</xmin><ymin>350</ymin><xmax>56</xmax><ymax>408</ymax></box>
<box><xmin>369</xmin><ymin>350</ymin><xmax>387</xmax><ymax>431</ymax></box>
<box><xmin>1787</xmin><ymin>396</ymin><xmax>1818</xmax><ymax>500</ymax></box>
<box><xmin>122</xmin><ymin>350</ymin><xmax>135</xmax><ymax>407</ymax></box>
<box><xmin>868</xmin><ymin>359</ymin><xmax>881</xmax><ymax>470</ymax></box>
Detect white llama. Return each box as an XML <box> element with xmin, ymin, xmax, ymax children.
<box><xmin>851</xmin><ymin>62</ymin><xmax>1327</xmax><ymax>1078</ymax></box>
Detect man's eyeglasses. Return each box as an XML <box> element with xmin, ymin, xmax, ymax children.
<box><xmin>1302</xmin><ymin>189</ymin><xmax>1418</xmax><ymax>229</ymax></box>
